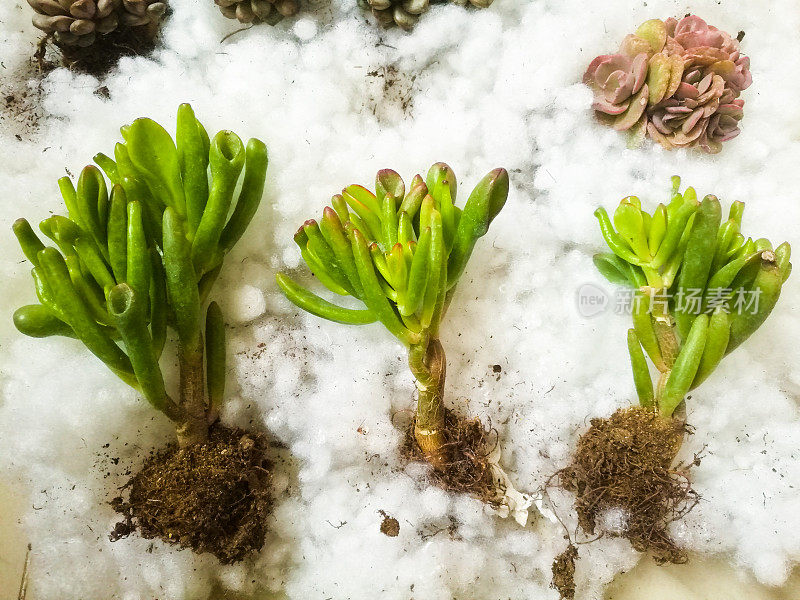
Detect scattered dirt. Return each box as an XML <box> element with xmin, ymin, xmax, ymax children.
<box><xmin>404</xmin><ymin>408</ymin><xmax>497</xmax><ymax>503</ymax></box>
<box><xmin>379</xmin><ymin>510</ymin><xmax>400</xmax><ymax>537</ymax></box>
<box><xmin>0</xmin><ymin>55</ymin><xmax>52</xmax><ymax>140</ymax></box>
<box><xmin>94</xmin><ymin>85</ymin><xmax>111</xmax><ymax>100</ymax></box>
<box><xmin>1</xmin><ymin>90</ymin><xmax>40</xmax><ymax>139</ymax></box>
<box><xmin>111</xmin><ymin>425</ymin><xmax>272</xmax><ymax>564</ymax></box>
<box><xmin>1</xmin><ymin>22</ymin><xmax>160</xmax><ymax>138</ymax></box>
<box><xmin>364</xmin><ymin>64</ymin><xmax>417</xmax><ymax>124</ymax></box>
<box><xmin>558</xmin><ymin>406</ymin><xmax>698</xmax><ymax>565</ymax></box>
<box><xmin>551</xmin><ymin>544</ymin><xmax>578</xmax><ymax>600</ymax></box>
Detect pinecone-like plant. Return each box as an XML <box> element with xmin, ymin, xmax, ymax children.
<box><xmin>448</xmin><ymin>0</ymin><xmax>493</xmax><ymax>7</ymax></box>
<box><xmin>359</xmin><ymin>0</ymin><xmax>429</xmax><ymax>30</ymax></box>
<box><xmin>359</xmin><ymin>0</ymin><xmax>493</xmax><ymax>31</ymax></box>
<box><xmin>215</xmin><ymin>0</ymin><xmax>299</xmax><ymax>25</ymax></box>
<box><xmin>27</xmin><ymin>0</ymin><xmax>167</xmax><ymax>47</ymax></box>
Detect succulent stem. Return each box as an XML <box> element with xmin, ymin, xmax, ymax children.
<box><xmin>177</xmin><ymin>341</ymin><xmax>209</xmax><ymax>447</ymax></box>
<box><xmin>409</xmin><ymin>337</ymin><xmax>448</xmax><ymax>469</ymax></box>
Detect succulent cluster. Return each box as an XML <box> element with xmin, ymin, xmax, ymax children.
<box><xmin>359</xmin><ymin>0</ymin><xmax>493</xmax><ymax>31</ymax></box>
<box><xmin>277</xmin><ymin>165</ymin><xmax>507</xmax><ymax>346</ymax></box>
<box><xmin>277</xmin><ymin>164</ymin><xmax>508</xmax><ymax>465</ymax></box>
<box><xmin>584</xmin><ymin>16</ymin><xmax>752</xmax><ymax>153</ymax></box>
<box><xmin>27</xmin><ymin>0</ymin><xmax>167</xmax><ymax>47</ymax></box>
<box><xmin>215</xmin><ymin>0</ymin><xmax>298</xmax><ymax>25</ymax></box>
<box><xmin>12</xmin><ymin>105</ymin><xmax>268</xmax><ymax>446</ymax></box>
<box><xmin>594</xmin><ymin>178</ymin><xmax>791</xmax><ymax>416</ymax></box>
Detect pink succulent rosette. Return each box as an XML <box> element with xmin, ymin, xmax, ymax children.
<box><xmin>584</xmin><ymin>53</ymin><xmax>649</xmax><ymax>117</ymax></box>
<box><xmin>584</xmin><ymin>15</ymin><xmax>752</xmax><ymax>154</ymax></box>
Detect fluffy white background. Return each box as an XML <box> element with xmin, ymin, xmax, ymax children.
<box><xmin>0</xmin><ymin>0</ymin><xmax>799</xmax><ymax>598</ymax></box>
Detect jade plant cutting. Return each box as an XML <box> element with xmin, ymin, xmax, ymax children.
<box><xmin>11</xmin><ymin>105</ymin><xmax>273</xmax><ymax>562</ymax></box>
<box><xmin>276</xmin><ymin>164</ymin><xmax>526</xmax><ymax>511</ymax></box>
<box><xmin>594</xmin><ymin>177</ymin><xmax>790</xmax><ymax>416</ymax></box>
<box><xmin>555</xmin><ymin>178</ymin><xmax>791</xmax><ymax>589</ymax></box>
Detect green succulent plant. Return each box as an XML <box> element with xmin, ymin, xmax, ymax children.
<box><xmin>277</xmin><ymin>164</ymin><xmax>508</xmax><ymax>468</ymax></box>
<box><xmin>594</xmin><ymin>177</ymin><xmax>791</xmax><ymax>418</ymax></box>
<box><xmin>12</xmin><ymin>104</ymin><xmax>268</xmax><ymax>447</ymax></box>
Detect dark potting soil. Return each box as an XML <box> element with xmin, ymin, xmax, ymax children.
<box><xmin>111</xmin><ymin>425</ymin><xmax>272</xmax><ymax>564</ymax></box>
<box><xmin>379</xmin><ymin>510</ymin><xmax>400</xmax><ymax>537</ymax></box>
<box><xmin>36</xmin><ymin>22</ymin><xmax>159</xmax><ymax>79</ymax></box>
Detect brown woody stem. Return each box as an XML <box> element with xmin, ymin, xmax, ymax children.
<box><xmin>175</xmin><ymin>340</ymin><xmax>209</xmax><ymax>447</ymax></box>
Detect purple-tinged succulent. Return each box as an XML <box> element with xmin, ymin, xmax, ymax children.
<box><xmin>585</xmin><ymin>15</ymin><xmax>751</xmax><ymax>154</ymax></box>
<box><xmin>584</xmin><ymin>53</ymin><xmax>649</xmax><ymax>116</ymax></box>
<box><xmin>666</xmin><ymin>16</ymin><xmax>752</xmax><ymax>93</ymax></box>
<box><xmin>667</xmin><ymin>15</ymin><xmax>737</xmax><ymax>53</ymax></box>
<box><xmin>648</xmin><ymin>68</ymin><xmax>745</xmax><ymax>153</ymax></box>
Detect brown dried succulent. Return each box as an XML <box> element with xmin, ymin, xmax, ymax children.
<box><xmin>26</xmin><ymin>0</ymin><xmax>167</xmax><ymax>47</ymax></box>
<box><xmin>214</xmin><ymin>0</ymin><xmax>299</xmax><ymax>25</ymax></box>
<box><xmin>361</xmin><ymin>0</ymin><xmax>430</xmax><ymax>30</ymax></box>
<box><xmin>448</xmin><ymin>0</ymin><xmax>494</xmax><ymax>7</ymax></box>
<box><xmin>360</xmin><ymin>0</ymin><xmax>493</xmax><ymax>30</ymax></box>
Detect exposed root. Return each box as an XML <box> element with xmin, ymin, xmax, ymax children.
<box><xmin>551</xmin><ymin>544</ymin><xmax>578</xmax><ymax>600</ymax></box>
<box><xmin>111</xmin><ymin>425</ymin><xmax>272</xmax><ymax>564</ymax></box>
<box><xmin>405</xmin><ymin>408</ymin><xmax>496</xmax><ymax>503</ymax></box>
<box><xmin>558</xmin><ymin>406</ymin><xmax>698</xmax><ymax>563</ymax></box>
<box><xmin>17</xmin><ymin>543</ymin><xmax>31</xmax><ymax>600</ymax></box>
<box><xmin>34</xmin><ymin>35</ymin><xmax>53</xmax><ymax>73</ymax></box>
